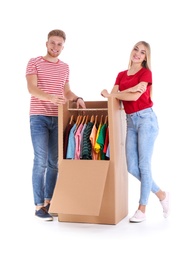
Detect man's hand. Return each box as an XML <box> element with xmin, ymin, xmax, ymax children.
<box><xmin>50</xmin><ymin>94</ymin><xmax>67</xmax><ymax>105</ymax></box>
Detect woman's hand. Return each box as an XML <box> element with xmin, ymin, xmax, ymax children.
<box><xmin>129</xmin><ymin>83</ymin><xmax>147</xmax><ymax>93</ymax></box>
<box><xmin>101</xmin><ymin>89</ymin><xmax>110</xmax><ymax>98</ymax></box>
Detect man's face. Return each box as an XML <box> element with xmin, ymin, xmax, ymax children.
<box><xmin>46</xmin><ymin>36</ymin><xmax>65</xmax><ymax>58</ymax></box>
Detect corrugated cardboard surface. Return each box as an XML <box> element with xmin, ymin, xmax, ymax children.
<box><xmin>50</xmin><ymin>98</ymin><xmax>128</xmax><ymax>224</ymax></box>
<box><xmin>50</xmin><ymin>160</ymin><xmax>109</xmax><ymax>216</ymax></box>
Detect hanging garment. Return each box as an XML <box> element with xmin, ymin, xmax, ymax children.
<box><xmin>94</xmin><ymin>121</ymin><xmax>103</xmax><ymax>160</ymax></box>
<box><xmin>80</xmin><ymin>123</ymin><xmax>87</xmax><ymax>159</ymax></box>
<box><xmin>63</xmin><ymin>123</ymin><xmax>74</xmax><ymax>159</ymax></box>
<box><xmin>89</xmin><ymin>123</ymin><xmax>98</xmax><ymax>160</ymax></box>
<box><xmin>103</xmin><ymin>126</ymin><xmax>109</xmax><ymax>159</ymax></box>
<box><xmin>81</xmin><ymin>121</ymin><xmax>94</xmax><ymax>160</ymax></box>
<box><xmin>66</xmin><ymin>123</ymin><xmax>77</xmax><ymax>159</ymax></box>
<box><xmin>96</xmin><ymin>123</ymin><xmax>108</xmax><ymax>160</ymax></box>
<box><xmin>74</xmin><ymin>123</ymin><xmax>84</xmax><ymax>160</ymax></box>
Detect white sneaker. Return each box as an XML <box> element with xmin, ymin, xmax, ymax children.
<box><xmin>129</xmin><ymin>210</ymin><xmax>146</xmax><ymax>223</ymax></box>
<box><xmin>160</xmin><ymin>192</ymin><xmax>170</xmax><ymax>218</ymax></box>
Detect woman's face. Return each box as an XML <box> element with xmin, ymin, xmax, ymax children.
<box><xmin>131</xmin><ymin>44</ymin><xmax>147</xmax><ymax>64</ymax></box>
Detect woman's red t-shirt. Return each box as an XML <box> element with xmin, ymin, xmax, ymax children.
<box><xmin>114</xmin><ymin>67</ymin><xmax>153</xmax><ymax>114</ymax></box>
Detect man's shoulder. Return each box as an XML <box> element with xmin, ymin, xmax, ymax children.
<box><xmin>28</xmin><ymin>56</ymin><xmax>42</xmax><ymax>64</ymax></box>
<box><xmin>58</xmin><ymin>59</ymin><xmax>69</xmax><ymax>70</ymax></box>
<box><xmin>58</xmin><ymin>59</ymin><xmax>68</xmax><ymax>66</ymax></box>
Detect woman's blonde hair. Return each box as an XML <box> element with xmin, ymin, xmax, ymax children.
<box><xmin>128</xmin><ymin>41</ymin><xmax>151</xmax><ymax>70</ymax></box>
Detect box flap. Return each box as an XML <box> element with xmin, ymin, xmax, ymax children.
<box><xmin>50</xmin><ymin>160</ymin><xmax>109</xmax><ymax>216</ymax></box>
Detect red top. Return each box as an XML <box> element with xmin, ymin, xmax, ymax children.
<box><xmin>114</xmin><ymin>67</ymin><xmax>153</xmax><ymax>114</ymax></box>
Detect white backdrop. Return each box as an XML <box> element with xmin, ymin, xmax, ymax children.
<box><xmin>0</xmin><ymin>0</ymin><xmax>185</xmax><ymax>248</ymax></box>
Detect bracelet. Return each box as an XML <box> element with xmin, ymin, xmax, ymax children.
<box><xmin>74</xmin><ymin>97</ymin><xmax>83</xmax><ymax>102</ymax></box>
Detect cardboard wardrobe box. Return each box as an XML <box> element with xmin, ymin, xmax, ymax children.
<box><xmin>49</xmin><ymin>97</ymin><xmax>128</xmax><ymax>224</ymax></box>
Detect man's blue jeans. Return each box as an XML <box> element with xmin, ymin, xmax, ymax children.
<box><xmin>126</xmin><ymin>108</ymin><xmax>160</xmax><ymax>205</ymax></box>
<box><xmin>30</xmin><ymin>115</ymin><xmax>58</xmax><ymax>206</ymax></box>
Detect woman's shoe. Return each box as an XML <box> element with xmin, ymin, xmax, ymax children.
<box><xmin>129</xmin><ymin>210</ymin><xmax>146</xmax><ymax>223</ymax></box>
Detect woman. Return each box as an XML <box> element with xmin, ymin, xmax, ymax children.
<box><xmin>101</xmin><ymin>41</ymin><xmax>169</xmax><ymax>223</ymax></box>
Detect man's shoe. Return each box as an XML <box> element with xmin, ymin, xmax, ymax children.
<box><xmin>129</xmin><ymin>210</ymin><xmax>146</xmax><ymax>223</ymax></box>
<box><xmin>45</xmin><ymin>204</ymin><xmax>50</xmax><ymax>212</ymax></box>
<box><xmin>44</xmin><ymin>204</ymin><xmax>58</xmax><ymax>217</ymax></box>
<box><xmin>35</xmin><ymin>207</ymin><xmax>53</xmax><ymax>221</ymax></box>
<box><xmin>160</xmin><ymin>192</ymin><xmax>170</xmax><ymax>218</ymax></box>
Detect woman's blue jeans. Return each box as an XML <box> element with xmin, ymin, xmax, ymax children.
<box><xmin>30</xmin><ymin>115</ymin><xmax>58</xmax><ymax>206</ymax></box>
<box><xmin>126</xmin><ymin>108</ymin><xmax>160</xmax><ymax>205</ymax></box>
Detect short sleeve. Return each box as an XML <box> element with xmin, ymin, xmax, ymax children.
<box><xmin>26</xmin><ymin>58</ymin><xmax>38</xmax><ymax>76</ymax></box>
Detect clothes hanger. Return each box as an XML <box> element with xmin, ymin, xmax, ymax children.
<box><xmin>104</xmin><ymin>115</ymin><xmax>108</xmax><ymax>125</ymax></box>
<box><xmin>99</xmin><ymin>115</ymin><xmax>103</xmax><ymax>125</ymax></box>
<box><xmin>69</xmin><ymin>114</ymin><xmax>74</xmax><ymax>124</ymax></box>
<box><xmin>81</xmin><ymin>115</ymin><xmax>86</xmax><ymax>125</ymax></box>
<box><xmin>76</xmin><ymin>115</ymin><xmax>82</xmax><ymax>127</ymax></box>
<box><xmin>94</xmin><ymin>115</ymin><xmax>98</xmax><ymax>126</ymax></box>
<box><xmin>85</xmin><ymin>115</ymin><xmax>89</xmax><ymax>124</ymax></box>
<box><xmin>90</xmin><ymin>115</ymin><xmax>94</xmax><ymax>123</ymax></box>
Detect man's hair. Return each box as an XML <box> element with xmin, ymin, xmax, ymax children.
<box><xmin>48</xmin><ymin>29</ymin><xmax>66</xmax><ymax>41</ymax></box>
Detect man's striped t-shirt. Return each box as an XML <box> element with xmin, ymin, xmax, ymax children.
<box><xmin>26</xmin><ymin>56</ymin><xmax>69</xmax><ymax>116</ymax></box>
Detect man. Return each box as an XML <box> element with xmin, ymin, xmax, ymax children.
<box><xmin>26</xmin><ymin>29</ymin><xmax>86</xmax><ymax>221</ymax></box>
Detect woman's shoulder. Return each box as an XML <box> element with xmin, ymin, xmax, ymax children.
<box><xmin>141</xmin><ymin>67</ymin><xmax>151</xmax><ymax>72</ymax></box>
<box><xmin>140</xmin><ymin>67</ymin><xmax>152</xmax><ymax>75</ymax></box>
<box><xmin>117</xmin><ymin>70</ymin><xmax>127</xmax><ymax>77</ymax></box>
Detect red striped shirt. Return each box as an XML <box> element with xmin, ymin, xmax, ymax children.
<box><xmin>26</xmin><ymin>56</ymin><xmax>69</xmax><ymax>116</ymax></box>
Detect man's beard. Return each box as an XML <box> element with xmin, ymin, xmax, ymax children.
<box><xmin>48</xmin><ymin>50</ymin><xmax>59</xmax><ymax>58</ymax></box>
